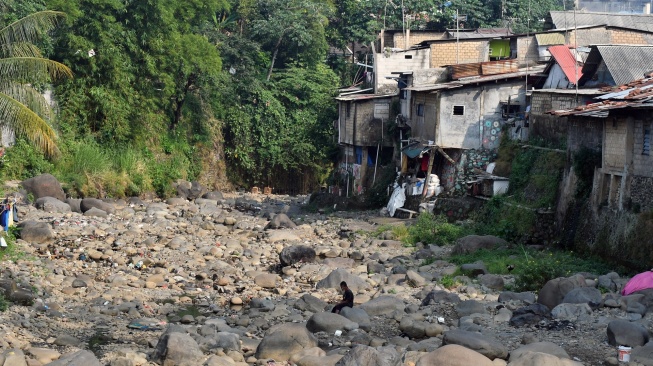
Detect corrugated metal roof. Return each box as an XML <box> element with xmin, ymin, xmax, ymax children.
<box><xmin>548</xmin><ymin>45</ymin><xmax>583</xmax><ymax>84</ymax></box>
<box><xmin>549</xmin><ymin>74</ymin><xmax>653</xmax><ymax>117</ymax></box>
<box><xmin>535</xmin><ymin>33</ymin><xmax>565</xmax><ymax>46</ymax></box>
<box><xmin>580</xmin><ymin>45</ymin><xmax>653</xmax><ymax>86</ymax></box>
<box><xmin>335</xmin><ymin>93</ymin><xmax>395</xmax><ymax>101</ymax></box>
<box><xmin>405</xmin><ymin>66</ymin><xmax>545</xmax><ymax>92</ymax></box>
<box><xmin>548</xmin><ymin>11</ymin><xmax>653</xmax><ymax>32</ymax></box>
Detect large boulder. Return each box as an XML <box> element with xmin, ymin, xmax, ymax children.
<box><xmin>334</xmin><ymin>345</ymin><xmax>401</xmax><ymax>366</ymax></box>
<box><xmin>45</xmin><ymin>350</ymin><xmax>101</xmax><ymax>366</ymax></box>
<box><xmin>421</xmin><ymin>290</ymin><xmax>461</xmax><ymax>306</ymax></box>
<box><xmin>498</xmin><ymin>291</ymin><xmax>536</xmax><ymax>304</ymax></box>
<box><xmin>280</xmin><ymin>245</ymin><xmax>316</xmax><ymax>267</ymax></box>
<box><xmin>442</xmin><ymin>329</ymin><xmax>508</xmax><ymax>360</ymax></box>
<box><xmin>66</xmin><ymin>198</ymin><xmax>82</xmax><ymax>213</ymax></box>
<box><xmin>537</xmin><ymin>275</ymin><xmax>586</xmax><ymax>310</ymax></box>
<box><xmin>35</xmin><ymin>197</ymin><xmax>71</xmax><ymax>213</ymax></box>
<box><xmin>455</xmin><ymin>300</ymin><xmax>488</xmax><ymax>317</ymax></box>
<box><xmin>550</xmin><ymin>303</ymin><xmax>592</xmax><ymax>321</ymax></box>
<box><xmin>151</xmin><ymin>330</ymin><xmax>205</xmax><ymax>365</ymax></box>
<box><xmin>295</xmin><ymin>294</ymin><xmax>329</xmax><ymax>313</ymax></box>
<box><xmin>452</xmin><ymin>235</ymin><xmax>507</xmax><ymax>255</ymax></box>
<box><xmin>21</xmin><ymin>174</ymin><xmax>65</xmax><ymax>201</ymax></box>
<box><xmin>266</xmin><ymin>213</ymin><xmax>297</xmax><ymax>229</ymax></box>
<box><xmin>509</xmin><ymin>303</ymin><xmax>551</xmax><ymax>327</ymax></box>
<box><xmin>202</xmin><ymin>191</ymin><xmax>224</xmax><ymax>200</ymax></box>
<box><xmin>561</xmin><ymin>287</ymin><xmax>602</xmax><ymax>305</ymax></box>
<box><xmin>306</xmin><ymin>312</ymin><xmax>359</xmax><ymax>333</ymax></box>
<box><xmin>316</xmin><ymin>269</ymin><xmax>369</xmax><ymax>292</ymax></box>
<box><xmin>176</xmin><ymin>180</ymin><xmax>206</xmax><ymax>200</ymax></box>
<box><xmin>80</xmin><ymin>198</ymin><xmax>115</xmax><ymax>214</ymax></box>
<box><xmin>416</xmin><ymin>344</ymin><xmax>494</xmax><ymax>366</ymax></box>
<box><xmin>509</xmin><ymin>341</ymin><xmax>570</xmax><ymax>361</ymax></box>
<box><xmin>359</xmin><ymin>296</ymin><xmax>405</xmax><ymax>316</ymax></box>
<box><xmin>508</xmin><ymin>351</ymin><xmax>584</xmax><ymax>366</ymax></box>
<box><xmin>18</xmin><ymin>220</ymin><xmax>54</xmax><ymax>244</ymax></box>
<box><xmin>340</xmin><ymin>307</ymin><xmax>372</xmax><ymax>332</ymax></box>
<box><xmin>607</xmin><ymin>319</ymin><xmax>649</xmax><ymax>347</ymax></box>
<box><xmin>255</xmin><ymin>323</ymin><xmax>318</xmax><ymax>362</ymax></box>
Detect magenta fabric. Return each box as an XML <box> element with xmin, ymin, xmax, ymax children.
<box><xmin>622</xmin><ymin>271</ymin><xmax>653</xmax><ymax>295</ymax></box>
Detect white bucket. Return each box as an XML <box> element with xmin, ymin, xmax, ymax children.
<box><xmin>618</xmin><ymin>346</ymin><xmax>632</xmax><ymax>362</ymax></box>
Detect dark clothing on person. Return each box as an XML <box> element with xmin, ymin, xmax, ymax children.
<box><xmin>332</xmin><ymin>288</ymin><xmax>354</xmax><ymax>313</ymax></box>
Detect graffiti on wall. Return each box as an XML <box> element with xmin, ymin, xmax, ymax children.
<box><xmin>482</xmin><ymin>120</ymin><xmax>503</xmax><ymax>149</ymax></box>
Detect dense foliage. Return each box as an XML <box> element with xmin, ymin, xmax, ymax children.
<box><xmin>0</xmin><ymin>0</ymin><xmax>574</xmax><ymax>197</ymax></box>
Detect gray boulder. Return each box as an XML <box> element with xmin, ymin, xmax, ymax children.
<box><xmin>598</xmin><ymin>272</ymin><xmax>620</xmax><ymax>292</ymax></box>
<box><xmin>498</xmin><ymin>291</ymin><xmax>536</xmax><ymax>304</ymax></box>
<box><xmin>607</xmin><ymin>319</ymin><xmax>649</xmax><ymax>347</ymax></box>
<box><xmin>83</xmin><ymin>207</ymin><xmax>108</xmax><ymax>218</ymax></box>
<box><xmin>479</xmin><ymin>274</ymin><xmax>504</xmax><ymax>290</ymax></box>
<box><xmin>359</xmin><ymin>296</ymin><xmax>405</xmax><ymax>316</ymax></box>
<box><xmin>550</xmin><ymin>303</ymin><xmax>592</xmax><ymax>321</ymax></box>
<box><xmin>66</xmin><ymin>198</ymin><xmax>82</xmax><ymax>213</ymax></box>
<box><xmin>509</xmin><ymin>341</ymin><xmax>570</xmax><ymax>361</ymax></box>
<box><xmin>266</xmin><ymin>213</ymin><xmax>297</xmax><ymax>229</ymax></box>
<box><xmin>416</xmin><ymin>344</ymin><xmax>494</xmax><ymax>366</ymax></box>
<box><xmin>295</xmin><ymin>294</ymin><xmax>328</xmax><ymax>313</ymax></box>
<box><xmin>632</xmin><ymin>342</ymin><xmax>653</xmax><ymax>365</ymax></box>
<box><xmin>255</xmin><ymin>323</ymin><xmax>318</xmax><ymax>361</ymax></box>
<box><xmin>537</xmin><ymin>274</ymin><xmax>586</xmax><ymax>310</ymax></box>
<box><xmin>45</xmin><ymin>350</ymin><xmax>101</xmax><ymax>366</ymax></box>
<box><xmin>561</xmin><ymin>287</ymin><xmax>602</xmax><ymax>305</ymax></box>
<box><xmin>460</xmin><ymin>263</ymin><xmax>488</xmax><ymax>276</ymax></box>
<box><xmin>151</xmin><ymin>330</ymin><xmax>204</xmax><ymax>365</ymax></box>
<box><xmin>202</xmin><ymin>191</ymin><xmax>224</xmax><ymax>200</ymax></box>
<box><xmin>340</xmin><ymin>307</ymin><xmax>372</xmax><ymax>332</ymax></box>
<box><xmin>406</xmin><ymin>270</ymin><xmax>427</xmax><ymax>287</ymax></box>
<box><xmin>21</xmin><ymin>174</ymin><xmax>65</xmax><ymax>201</ymax></box>
<box><xmin>442</xmin><ymin>329</ymin><xmax>508</xmax><ymax>360</ymax></box>
<box><xmin>456</xmin><ymin>300</ymin><xmax>488</xmax><ymax>317</ymax></box>
<box><xmin>316</xmin><ymin>269</ymin><xmax>369</xmax><ymax>292</ymax></box>
<box><xmin>35</xmin><ymin>197</ymin><xmax>71</xmax><ymax>213</ymax></box>
<box><xmin>452</xmin><ymin>235</ymin><xmax>507</xmax><ymax>255</ymax></box>
<box><xmin>420</xmin><ymin>290</ymin><xmax>461</xmax><ymax>306</ymax></box>
<box><xmin>334</xmin><ymin>345</ymin><xmax>401</xmax><ymax>366</ymax></box>
<box><xmin>214</xmin><ymin>332</ymin><xmax>240</xmax><ymax>352</ymax></box>
<box><xmin>306</xmin><ymin>312</ymin><xmax>359</xmax><ymax>333</ymax></box>
<box><xmin>280</xmin><ymin>245</ymin><xmax>316</xmax><ymax>267</ymax></box>
<box><xmin>508</xmin><ymin>351</ymin><xmax>583</xmax><ymax>366</ymax></box>
<box><xmin>80</xmin><ymin>198</ymin><xmax>115</xmax><ymax>214</ymax></box>
<box><xmin>18</xmin><ymin>220</ymin><xmax>54</xmax><ymax>244</ymax></box>
<box><xmin>509</xmin><ymin>303</ymin><xmax>551</xmax><ymax>327</ymax></box>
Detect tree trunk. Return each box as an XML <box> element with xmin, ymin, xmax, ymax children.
<box><xmin>266</xmin><ymin>34</ymin><xmax>285</xmax><ymax>81</ymax></box>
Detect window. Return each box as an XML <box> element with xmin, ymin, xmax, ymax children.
<box><xmin>346</xmin><ymin>102</ymin><xmax>351</xmax><ymax>117</ymax></box>
<box><xmin>644</xmin><ymin>129</ymin><xmax>650</xmax><ymax>156</ymax></box>
<box><xmin>417</xmin><ymin>104</ymin><xmax>424</xmax><ymax>117</ymax></box>
<box><xmin>453</xmin><ymin>105</ymin><xmax>465</xmax><ymax>116</ymax></box>
<box><xmin>405</xmin><ymin>55</ymin><xmax>413</xmax><ymax>59</ymax></box>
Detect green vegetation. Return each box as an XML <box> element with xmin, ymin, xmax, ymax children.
<box><xmin>0</xmin><ymin>293</ymin><xmax>7</xmax><ymax>312</ymax></box>
<box><xmin>439</xmin><ymin>274</ymin><xmax>460</xmax><ymax>290</ymax></box>
<box><xmin>375</xmin><ymin>213</ymin><xmax>470</xmax><ymax>246</ymax></box>
<box><xmin>447</xmin><ymin>247</ymin><xmax>616</xmax><ymax>291</ymax></box>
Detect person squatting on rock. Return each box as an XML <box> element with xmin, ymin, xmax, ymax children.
<box><xmin>332</xmin><ymin>281</ymin><xmax>354</xmax><ymax>314</ymax></box>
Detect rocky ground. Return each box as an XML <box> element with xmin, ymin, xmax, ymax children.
<box><xmin>0</xmin><ymin>178</ymin><xmax>651</xmax><ymax>366</ymax></box>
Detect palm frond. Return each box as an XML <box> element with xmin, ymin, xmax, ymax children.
<box><xmin>2</xmin><ymin>42</ymin><xmax>43</xmax><ymax>58</ymax></box>
<box><xmin>0</xmin><ymin>91</ymin><xmax>59</xmax><ymax>157</ymax></box>
<box><xmin>0</xmin><ymin>11</ymin><xmax>65</xmax><ymax>57</ymax></box>
<box><xmin>0</xmin><ymin>83</ymin><xmax>52</xmax><ymax>120</ymax></box>
<box><xmin>0</xmin><ymin>57</ymin><xmax>72</xmax><ymax>83</ymax></box>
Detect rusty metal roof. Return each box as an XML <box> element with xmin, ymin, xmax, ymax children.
<box><xmin>535</xmin><ymin>33</ymin><xmax>566</xmax><ymax>46</ymax></box>
<box><xmin>548</xmin><ymin>45</ymin><xmax>584</xmax><ymax>84</ymax></box>
<box><xmin>549</xmin><ymin>74</ymin><xmax>653</xmax><ymax>117</ymax></box>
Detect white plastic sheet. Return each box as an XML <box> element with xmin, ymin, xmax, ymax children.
<box><xmin>386</xmin><ymin>183</ymin><xmax>406</xmax><ymax>217</ymax></box>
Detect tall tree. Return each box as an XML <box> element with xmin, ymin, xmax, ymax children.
<box><xmin>0</xmin><ymin>10</ymin><xmax>72</xmax><ymax>156</ymax></box>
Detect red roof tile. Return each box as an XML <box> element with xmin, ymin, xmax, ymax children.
<box><xmin>548</xmin><ymin>45</ymin><xmax>583</xmax><ymax>84</ymax></box>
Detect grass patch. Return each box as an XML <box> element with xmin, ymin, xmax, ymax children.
<box><xmin>405</xmin><ymin>213</ymin><xmax>471</xmax><ymax>246</ymax></box>
<box><xmin>0</xmin><ymin>228</ymin><xmax>33</xmax><ymax>263</ymax></box>
<box><xmin>448</xmin><ymin>247</ymin><xmax>616</xmax><ymax>292</ymax></box>
<box><xmin>439</xmin><ymin>274</ymin><xmax>460</xmax><ymax>289</ymax></box>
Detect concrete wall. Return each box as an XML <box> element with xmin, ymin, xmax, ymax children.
<box><xmin>412</xmin><ymin>68</ymin><xmax>448</xmax><ymax>86</ymax></box>
<box><xmin>437</xmin><ymin>80</ymin><xmax>525</xmax><ymax>149</ymax></box>
<box><xmin>603</xmin><ymin>116</ymin><xmax>632</xmax><ymax>170</ymax></box>
<box><xmin>530</xmin><ymin>92</ymin><xmax>598</xmax><ymax>144</ymax></box>
<box><xmin>392</xmin><ymin>30</ymin><xmax>446</xmax><ymax>49</ymax></box>
<box><xmin>430</xmin><ymin>40</ymin><xmax>489</xmax><ymax>67</ymax></box>
<box><xmin>409</xmin><ymin>92</ymin><xmax>438</xmax><ymax>142</ymax></box>
<box><xmin>338</xmin><ymin>98</ymin><xmax>395</xmax><ymax>146</ymax></box>
<box><xmin>375</xmin><ymin>48</ymin><xmax>431</xmax><ymax>94</ymax></box>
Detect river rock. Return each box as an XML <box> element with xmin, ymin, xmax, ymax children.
<box><xmin>537</xmin><ymin>275</ymin><xmax>587</xmax><ymax>310</ymax></box>
<box><xmin>416</xmin><ymin>344</ymin><xmax>494</xmax><ymax>366</ymax></box>
<box><xmin>452</xmin><ymin>235</ymin><xmax>507</xmax><ymax>255</ymax></box>
<box><xmin>81</xmin><ymin>198</ymin><xmax>115</xmax><ymax>214</ymax></box>
<box><xmin>84</xmin><ymin>207</ymin><xmax>108</xmax><ymax>218</ymax></box>
<box><xmin>561</xmin><ymin>287</ymin><xmax>602</xmax><ymax>305</ymax></box>
<box><xmin>550</xmin><ymin>303</ymin><xmax>592</xmax><ymax>321</ymax></box>
<box><xmin>340</xmin><ymin>307</ymin><xmax>372</xmax><ymax>332</ymax></box>
<box><xmin>508</xmin><ymin>351</ymin><xmax>583</xmax><ymax>366</ymax></box>
<box><xmin>498</xmin><ymin>291</ymin><xmax>536</xmax><ymax>304</ymax></box>
<box><xmin>334</xmin><ymin>345</ymin><xmax>401</xmax><ymax>366</ymax></box>
<box><xmin>306</xmin><ymin>312</ymin><xmax>359</xmax><ymax>333</ymax></box>
<box><xmin>254</xmin><ymin>273</ymin><xmax>279</xmax><ymax>288</ymax></box>
<box><xmin>280</xmin><ymin>245</ymin><xmax>316</xmax><ymax>266</ymax></box>
<box><xmin>509</xmin><ymin>304</ymin><xmax>551</xmax><ymax>327</ymax></box>
<box><xmin>266</xmin><ymin>213</ymin><xmax>297</xmax><ymax>229</ymax></box>
<box><xmin>255</xmin><ymin>323</ymin><xmax>318</xmax><ymax>361</ymax></box>
<box><xmin>18</xmin><ymin>220</ymin><xmax>54</xmax><ymax>243</ymax></box>
<box><xmin>607</xmin><ymin>319</ymin><xmax>649</xmax><ymax>347</ymax></box>
<box><xmin>509</xmin><ymin>341</ymin><xmax>570</xmax><ymax>360</ymax></box>
<box><xmin>21</xmin><ymin>174</ymin><xmax>65</xmax><ymax>201</ymax></box>
<box><xmin>151</xmin><ymin>330</ymin><xmax>204</xmax><ymax>365</ymax></box>
<box><xmin>359</xmin><ymin>295</ymin><xmax>405</xmax><ymax>316</ymax></box>
<box><xmin>421</xmin><ymin>290</ymin><xmax>461</xmax><ymax>305</ymax></box>
<box><xmin>295</xmin><ymin>294</ymin><xmax>328</xmax><ymax>313</ymax></box>
<box><xmin>316</xmin><ymin>268</ymin><xmax>369</xmax><ymax>292</ymax></box>
<box><xmin>479</xmin><ymin>274</ymin><xmax>504</xmax><ymax>290</ymax></box>
<box><xmin>442</xmin><ymin>329</ymin><xmax>508</xmax><ymax>360</ymax></box>
<box><xmin>35</xmin><ymin>197</ymin><xmax>71</xmax><ymax>213</ymax></box>
<box><xmin>46</xmin><ymin>350</ymin><xmax>101</xmax><ymax>366</ymax></box>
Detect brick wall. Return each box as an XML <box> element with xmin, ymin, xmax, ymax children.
<box><xmin>393</xmin><ymin>31</ymin><xmax>446</xmax><ymax>49</ymax></box>
<box><xmin>430</xmin><ymin>40</ymin><xmax>489</xmax><ymax>67</ymax></box>
<box><xmin>604</xmin><ymin>119</ymin><xmax>629</xmax><ymax>169</ymax></box>
<box><xmin>610</xmin><ymin>29</ymin><xmax>653</xmax><ymax>45</ymax></box>
<box><xmin>516</xmin><ymin>36</ymin><xmax>538</xmax><ymax>67</ymax></box>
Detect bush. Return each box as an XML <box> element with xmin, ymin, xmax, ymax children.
<box><xmin>406</xmin><ymin>213</ymin><xmax>470</xmax><ymax>246</ymax></box>
<box><xmin>0</xmin><ymin>138</ymin><xmax>54</xmax><ymax>180</ymax></box>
